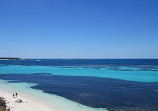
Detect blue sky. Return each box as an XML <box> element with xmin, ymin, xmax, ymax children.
<box><xmin>0</xmin><ymin>0</ymin><xmax>158</xmax><ymax>58</ymax></box>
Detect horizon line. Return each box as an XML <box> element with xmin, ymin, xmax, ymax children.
<box><xmin>1</xmin><ymin>57</ymin><xmax>158</xmax><ymax>59</ymax></box>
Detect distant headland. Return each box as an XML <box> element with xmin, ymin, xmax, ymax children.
<box><xmin>0</xmin><ymin>57</ymin><xmax>29</xmax><ymax>60</ymax></box>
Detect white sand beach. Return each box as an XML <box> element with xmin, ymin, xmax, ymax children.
<box><xmin>0</xmin><ymin>84</ymin><xmax>54</xmax><ymax>111</ymax></box>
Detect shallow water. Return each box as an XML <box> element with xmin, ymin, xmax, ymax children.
<box><xmin>0</xmin><ymin>65</ymin><xmax>158</xmax><ymax>82</ymax></box>
<box><xmin>0</xmin><ymin>59</ymin><xmax>158</xmax><ymax>111</ymax></box>
<box><xmin>0</xmin><ymin>80</ymin><xmax>107</xmax><ymax>111</ymax></box>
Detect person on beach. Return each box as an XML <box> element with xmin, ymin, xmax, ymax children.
<box><xmin>16</xmin><ymin>92</ymin><xmax>18</xmax><ymax>97</ymax></box>
<box><xmin>13</xmin><ymin>94</ymin><xmax>14</xmax><ymax>98</ymax></box>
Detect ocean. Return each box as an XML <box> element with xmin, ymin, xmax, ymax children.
<box><xmin>0</xmin><ymin>59</ymin><xmax>158</xmax><ymax>111</ymax></box>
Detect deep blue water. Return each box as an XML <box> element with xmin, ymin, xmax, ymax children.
<box><xmin>0</xmin><ymin>59</ymin><xmax>158</xmax><ymax>111</ymax></box>
<box><xmin>1</xmin><ymin>59</ymin><xmax>158</xmax><ymax>66</ymax></box>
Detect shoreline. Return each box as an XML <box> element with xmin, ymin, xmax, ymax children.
<box><xmin>0</xmin><ymin>80</ymin><xmax>108</xmax><ymax>111</ymax></box>
<box><xmin>0</xmin><ymin>81</ymin><xmax>55</xmax><ymax>111</ymax></box>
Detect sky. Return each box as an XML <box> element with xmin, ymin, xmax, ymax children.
<box><xmin>0</xmin><ymin>0</ymin><xmax>158</xmax><ymax>59</ymax></box>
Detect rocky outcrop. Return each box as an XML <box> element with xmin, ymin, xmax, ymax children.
<box><xmin>0</xmin><ymin>97</ymin><xmax>6</xmax><ymax>111</ymax></box>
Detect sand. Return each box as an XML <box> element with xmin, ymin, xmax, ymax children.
<box><xmin>0</xmin><ymin>83</ymin><xmax>55</xmax><ymax>111</ymax></box>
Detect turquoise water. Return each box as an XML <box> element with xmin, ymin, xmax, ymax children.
<box><xmin>0</xmin><ymin>65</ymin><xmax>158</xmax><ymax>82</ymax></box>
<box><xmin>0</xmin><ymin>80</ymin><xmax>107</xmax><ymax>111</ymax></box>
<box><xmin>1</xmin><ymin>60</ymin><xmax>158</xmax><ymax>111</ymax></box>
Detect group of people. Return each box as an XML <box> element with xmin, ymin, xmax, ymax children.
<box><xmin>13</xmin><ymin>92</ymin><xmax>18</xmax><ymax>98</ymax></box>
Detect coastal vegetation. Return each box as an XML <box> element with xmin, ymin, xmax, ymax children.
<box><xmin>0</xmin><ymin>98</ymin><xmax>6</xmax><ymax>111</ymax></box>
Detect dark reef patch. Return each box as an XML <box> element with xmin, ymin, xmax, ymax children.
<box><xmin>0</xmin><ymin>73</ymin><xmax>158</xmax><ymax>111</ymax></box>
